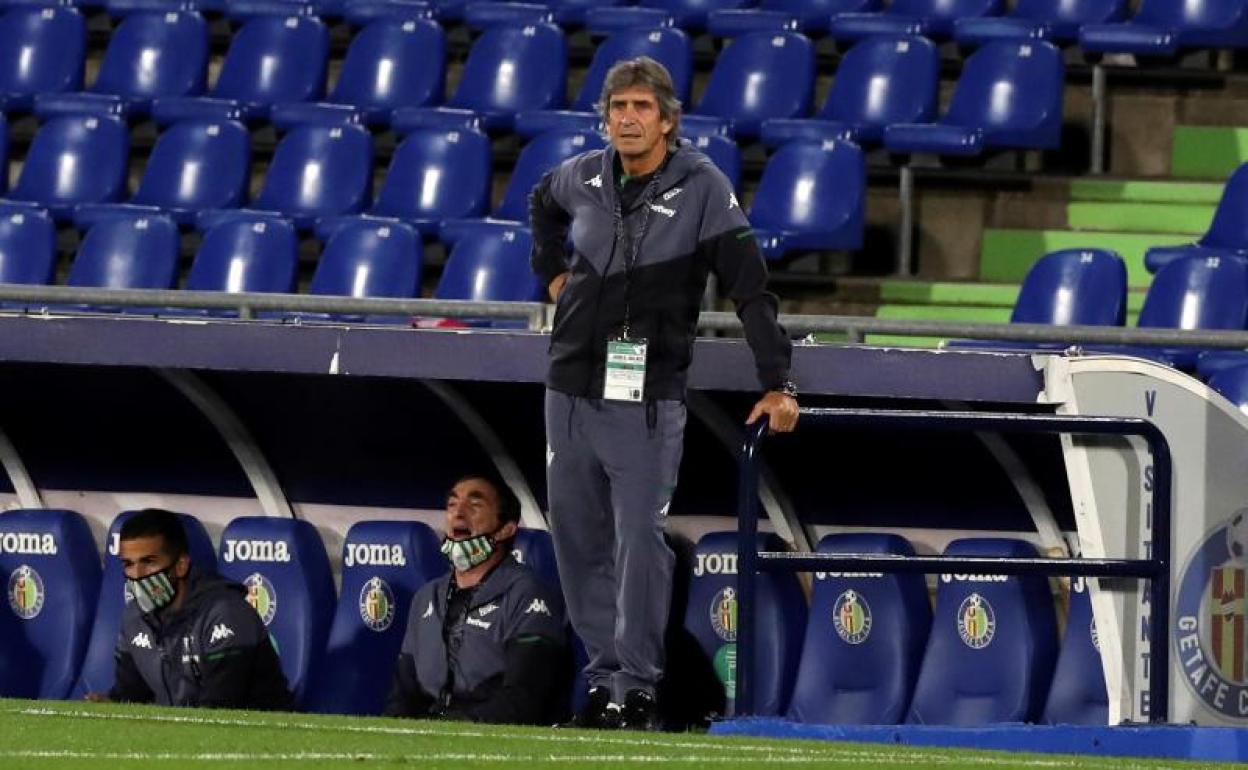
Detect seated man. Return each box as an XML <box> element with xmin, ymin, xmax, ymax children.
<box><xmin>86</xmin><ymin>508</ymin><xmax>291</xmax><ymax>710</ymax></box>
<box><xmin>384</xmin><ymin>473</ymin><xmax>570</xmax><ymax>724</ymax></box>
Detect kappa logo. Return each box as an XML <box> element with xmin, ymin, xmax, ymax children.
<box><xmin>648</xmin><ymin>203</ymin><xmax>676</xmax><ymax>218</ymax></box>
<box><xmin>422</xmin><ymin>600</ymin><xmax>434</xmax><ymax>619</ymax></box>
<box><xmin>208</xmin><ymin>624</ymin><xmax>235</xmax><ymax>645</ymax></box>
<box><xmin>662</xmin><ymin>187</ymin><xmax>683</xmax><ymax>202</ymax></box>
<box><xmin>585</xmin><ymin>174</ymin><xmax>603</xmax><ymax>188</ymax></box>
<box><xmin>728</xmin><ymin>193</ymin><xmax>739</xmax><ymax>210</ymax></box>
<box><xmin>131</xmin><ymin>632</ymin><xmax>152</xmax><ymax>649</ymax></box>
<box><xmin>525</xmin><ymin>598</ymin><xmax>551</xmax><ymax>616</ymax></box>
<box><xmin>466</xmin><ymin>616</ymin><xmax>493</xmax><ymax>630</ymax></box>
<box><xmin>478</xmin><ymin>603</ymin><xmax>499</xmax><ymax>617</ymax></box>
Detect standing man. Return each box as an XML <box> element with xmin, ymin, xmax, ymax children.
<box><xmin>86</xmin><ymin>508</ymin><xmax>292</xmax><ymax>710</ymax></box>
<box><xmin>529</xmin><ymin>57</ymin><xmax>799</xmax><ymax>731</ymax></box>
<box><xmin>384</xmin><ymin>474</ymin><xmax>570</xmax><ymax>724</ymax></box>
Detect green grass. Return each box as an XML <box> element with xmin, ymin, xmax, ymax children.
<box><xmin>0</xmin><ymin>698</ymin><xmax>1235</xmax><ymax>770</ymax></box>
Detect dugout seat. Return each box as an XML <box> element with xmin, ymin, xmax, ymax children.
<box><xmin>760</xmin><ymin>36</ymin><xmax>939</xmax><ymax>147</ymax></box>
<box><xmin>830</xmin><ymin>0</ymin><xmax>1002</xmax><ymax>41</ymax></box>
<box><xmin>249</xmin><ymin>104</ymin><xmax>374</xmax><ymax>229</ymax></box>
<box><xmin>954</xmin><ymin>0</ymin><xmax>1126</xmax><ymax>45</ymax></box>
<box><xmin>906</xmin><ymin>538</ymin><xmax>1058</xmax><ymax>725</ymax></box>
<box><xmin>685</xmin><ymin>531</ymin><xmax>806</xmax><ymax>717</ymax></box>
<box><xmin>884</xmin><ymin>41</ymin><xmax>1064</xmax><ymax>156</ymax></box>
<box><xmin>787</xmin><ymin>533</ymin><xmax>931</xmax><ymax>725</ymax></box>
<box><xmin>1042</xmin><ymin>577</ymin><xmax>1108</xmax><ymax>725</ymax></box>
<box><xmin>86</xmin><ymin>9</ymin><xmax>208</xmax><ymax>115</ymax></box>
<box><xmin>72</xmin><ymin>510</ymin><xmax>217</xmax><ymax>699</ymax></box>
<box><xmin>0</xmin><ymin>204</ymin><xmax>56</xmax><ymax>286</ymax></box>
<box><xmin>1145</xmin><ymin>163</ymin><xmax>1248</xmax><ymax>274</ymax></box>
<box><xmin>0</xmin><ymin>5</ymin><xmax>85</xmax><ymax>111</ymax></box>
<box><xmin>0</xmin><ymin>508</ymin><xmax>101</xmax><ymax>699</ymax></box>
<box><xmin>750</xmin><ymin>139</ymin><xmax>865</xmax><ymax>260</ymax></box>
<box><xmin>306</xmin><ymin>520</ymin><xmax>445</xmax><ymax>715</ymax></box>
<box><xmin>216</xmin><ymin>516</ymin><xmax>335</xmax><ymax>706</ymax></box>
<box><xmin>326</xmin><ymin>8</ymin><xmax>445</xmax><ymax>125</ymax></box>
<box><xmin>370</xmin><ymin>110</ymin><xmax>492</xmax><ymax>236</ymax></box>
<box><xmin>691</xmin><ymin>30</ymin><xmax>815</xmax><ymax>139</ymax></box>
<box><xmin>1079</xmin><ymin>0</ymin><xmax>1248</xmax><ymax>56</ymax></box>
<box><xmin>7</xmin><ymin>100</ymin><xmax>129</xmax><ymax>220</ymax></box>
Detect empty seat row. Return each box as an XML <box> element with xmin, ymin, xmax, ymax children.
<box><xmin>687</xmin><ymin>530</ymin><xmax>1107</xmax><ymax>726</ymax></box>
<box><xmin>0</xmin><ymin>507</ymin><xmax>1106</xmax><ymax>725</ymax></box>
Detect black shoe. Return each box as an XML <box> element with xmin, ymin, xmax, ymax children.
<box><xmin>618</xmin><ymin>689</ymin><xmax>662</xmax><ymax>732</ymax></box>
<box><xmin>567</xmin><ymin>686</ymin><xmax>621</xmax><ymax>729</ymax></box>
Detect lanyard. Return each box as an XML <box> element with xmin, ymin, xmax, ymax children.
<box><xmin>612</xmin><ymin>159</ymin><xmax>668</xmax><ymax>339</ymax></box>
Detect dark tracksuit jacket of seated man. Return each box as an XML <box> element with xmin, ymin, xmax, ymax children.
<box><xmin>529</xmin><ymin>138</ymin><xmax>792</xmax><ymax>702</ymax></box>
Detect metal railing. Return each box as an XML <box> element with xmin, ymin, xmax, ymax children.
<box><xmin>735</xmin><ymin>407</ymin><xmax>1174</xmax><ymax>722</ymax></box>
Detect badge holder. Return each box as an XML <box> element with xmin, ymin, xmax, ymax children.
<box><xmin>604</xmin><ymin>338</ymin><xmax>647</xmax><ymax>402</ymax></box>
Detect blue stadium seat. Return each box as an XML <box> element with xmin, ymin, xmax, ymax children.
<box><xmin>161</xmin><ymin>14</ymin><xmax>328</xmax><ymax>120</ymax></box>
<box><xmin>306</xmin><ymin>520</ymin><xmax>445</xmax><ymax>715</ymax></box>
<box><xmin>185</xmin><ymin>212</ymin><xmax>299</xmax><ymax>307</ymax></box>
<box><xmin>1208</xmin><ymin>360</ymin><xmax>1248</xmax><ymax>407</ymax></box>
<box><xmin>572</xmin><ymin>26</ymin><xmax>693</xmax><ymax>110</ymax></box>
<box><xmin>1079</xmin><ymin>0</ymin><xmax>1248</xmax><ymax>56</ymax></box>
<box><xmin>0</xmin><ymin>114</ymin><xmax>5</xmax><ymax>194</ymax></box>
<box><xmin>216</xmin><ymin>516</ymin><xmax>335</xmax><ymax>706</ymax></box>
<box><xmin>787</xmin><ymin>533</ymin><xmax>932</xmax><ymax>726</ymax></box>
<box><xmin>750</xmin><ymin>139</ymin><xmax>865</xmax><ymax>260</ymax></box>
<box><xmin>369</xmin><ymin>117</ymin><xmax>492</xmax><ymax>237</ymax></box>
<box><xmin>685</xmin><ymin>531</ymin><xmax>806</xmax><ymax>717</ymax></box>
<box><xmin>109</xmin><ymin>112</ymin><xmax>251</xmax><ymax>224</ymax></box>
<box><xmin>943</xmin><ymin>248</ymin><xmax>1128</xmax><ymax>351</ymax></box>
<box><xmin>1041</xmin><ymin>577</ymin><xmax>1108</xmax><ymax>725</ymax></box>
<box><xmin>308</xmin><ymin>216</ymin><xmax>423</xmax><ymax>311</ymax></box>
<box><xmin>61</xmin><ymin>213</ymin><xmax>180</xmax><ymax>308</ymax></box>
<box><xmin>761</xmin><ymin>36</ymin><xmax>938</xmax><ymax>147</ymax></box>
<box><xmin>692</xmin><ymin>31</ymin><xmax>814</xmax><ymax>139</ymax></box>
<box><xmin>489</xmin><ymin>129</ymin><xmax>606</xmax><ymax>224</ymax></box>
<box><xmin>435</xmin><ymin>222</ymin><xmax>540</xmax><ymax>302</ymax></box>
<box><xmin>1092</xmin><ymin>253</ymin><xmax>1248</xmax><ymax>368</ymax></box>
<box><xmin>954</xmin><ymin>0</ymin><xmax>1126</xmax><ymax>45</ymax></box>
<box><xmin>327</xmin><ymin>11</ymin><xmax>444</xmax><ymax>125</ymax></box>
<box><xmin>0</xmin><ymin>204</ymin><xmax>56</xmax><ymax>286</ymax></box>
<box><xmin>708</xmin><ymin>0</ymin><xmax>879</xmax><ymax>35</ymax></box>
<box><xmin>830</xmin><ymin>0</ymin><xmax>1003</xmax><ymax>41</ymax></box>
<box><xmin>72</xmin><ymin>510</ymin><xmax>218</xmax><ymax>699</ymax></box>
<box><xmin>884</xmin><ymin>40</ymin><xmax>1064</xmax><ymax>156</ymax></box>
<box><xmin>1145</xmin><ymin>163</ymin><xmax>1248</xmax><ymax>274</ymax></box>
<box><xmin>250</xmin><ymin>106</ymin><xmax>374</xmax><ymax>229</ymax></box>
<box><xmin>511</xmin><ymin>527</ymin><xmax>560</xmax><ymax>590</ymax></box>
<box><xmin>7</xmin><ymin>103</ymin><xmax>130</xmax><ymax>220</ymax></box>
<box><xmin>87</xmin><ymin>10</ymin><xmax>208</xmax><ymax>115</ymax></box>
<box><xmin>0</xmin><ymin>509</ymin><xmax>102</xmax><ymax>699</ymax></box>
<box><xmin>440</xmin><ymin>22</ymin><xmax>567</xmax><ymax>131</ymax></box>
<box><xmin>637</xmin><ymin>0</ymin><xmax>750</xmax><ymax>29</ymax></box>
<box><xmin>906</xmin><ymin>538</ymin><xmax>1059</xmax><ymax>726</ymax></box>
<box><xmin>0</xmin><ymin>6</ymin><xmax>85</xmax><ymax>111</ymax></box>
<box><xmin>684</xmin><ymin>117</ymin><xmax>742</xmax><ymax>190</ymax></box>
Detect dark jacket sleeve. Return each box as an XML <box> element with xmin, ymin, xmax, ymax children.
<box><xmin>195</xmin><ymin>598</ymin><xmax>292</xmax><ymax>710</ymax></box>
<box><xmin>528</xmin><ymin>170</ymin><xmax>573</xmax><ymax>289</ymax></box>
<box><xmin>445</xmin><ymin>634</ymin><xmax>568</xmax><ymax>725</ymax></box>
<box><xmin>695</xmin><ymin>168</ymin><xmax>792</xmax><ymax>392</ymax></box>
<box><xmin>108</xmin><ymin>647</ymin><xmax>155</xmax><ymax>704</ymax></box>
<box><xmin>383</xmin><ymin>652</ymin><xmax>439</xmax><ymax>718</ymax></box>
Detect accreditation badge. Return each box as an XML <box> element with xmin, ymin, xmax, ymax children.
<box><xmin>604</xmin><ymin>338</ymin><xmax>647</xmax><ymax>402</ymax></box>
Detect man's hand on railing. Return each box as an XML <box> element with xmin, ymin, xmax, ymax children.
<box><xmin>746</xmin><ymin>391</ymin><xmax>799</xmax><ymax>433</ymax></box>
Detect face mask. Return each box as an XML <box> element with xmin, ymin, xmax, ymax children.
<box><xmin>440</xmin><ymin>532</ymin><xmax>496</xmax><ymax>572</ymax></box>
<box><xmin>125</xmin><ymin>566</ymin><xmax>178</xmax><ymax>613</ymax></box>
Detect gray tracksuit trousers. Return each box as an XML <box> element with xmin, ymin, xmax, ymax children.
<box><xmin>545</xmin><ymin>389</ymin><xmax>685</xmax><ymax>700</ymax></box>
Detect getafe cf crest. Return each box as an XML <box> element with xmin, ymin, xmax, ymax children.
<box><xmin>710</xmin><ymin>586</ymin><xmax>738</xmax><ymax>642</ymax></box>
<box><xmin>957</xmin><ymin>593</ymin><xmax>996</xmax><ymax>649</ymax></box>
<box><xmin>359</xmin><ymin>576</ymin><xmax>396</xmax><ymax>632</ymax></box>
<box><xmin>832</xmin><ymin>590</ymin><xmax>872</xmax><ymax>645</ymax></box>
<box><xmin>244</xmin><ymin>572</ymin><xmax>278</xmax><ymax>626</ymax></box>
<box><xmin>8</xmin><ymin>564</ymin><xmax>44</xmax><ymax>620</ymax></box>
<box><xmin>1174</xmin><ymin>511</ymin><xmax>1248</xmax><ymax>719</ymax></box>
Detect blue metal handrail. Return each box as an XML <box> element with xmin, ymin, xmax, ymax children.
<box><xmin>735</xmin><ymin>407</ymin><xmax>1173</xmax><ymax>723</ymax></box>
